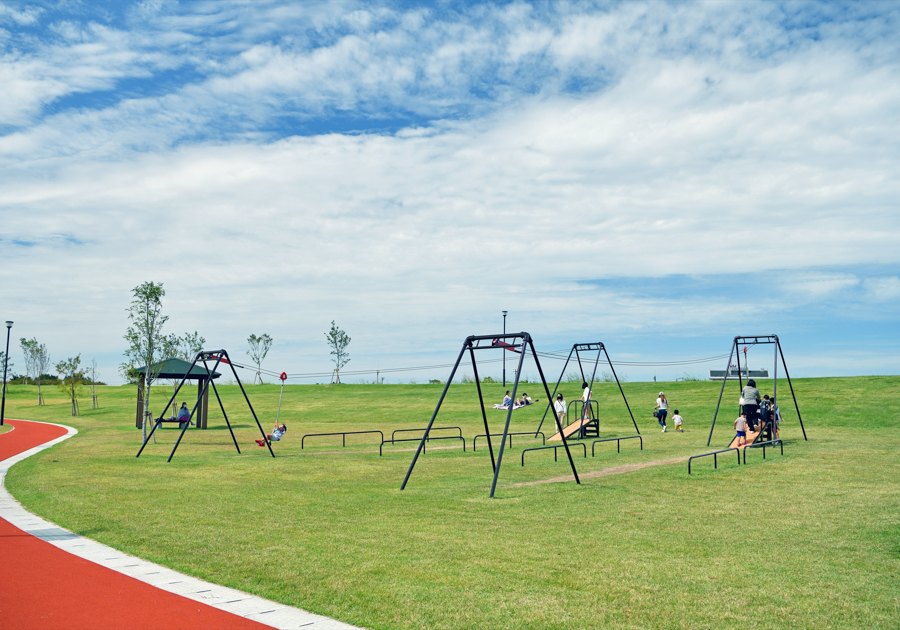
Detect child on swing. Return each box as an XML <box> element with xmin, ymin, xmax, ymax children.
<box><xmin>256</xmin><ymin>421</ymin><xmax>287</xmax><ymax>446</ymax></box>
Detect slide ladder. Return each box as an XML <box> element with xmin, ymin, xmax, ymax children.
<box><xmin>728</xmin><ymin>420</ymin><xmax>776</xmax><ymax>450</ymax></box>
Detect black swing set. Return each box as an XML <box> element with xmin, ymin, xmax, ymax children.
<box><xmin>535</xmin><ymin>342</ymin><xmax>640</xmax><ymax>440</ymax></box>
<box><xmin>401</xmin><ymin>332</ymin><xmax>580</xmax><ymax>498</ymax></box>
<box><xmin>707</xmin><ymin>335</ymin><xmax>807</xmax><ymax>447</ymax></box>
<box><xmin>136</xmin><ymin>349</ymin><xmax>274</xmax><ymax>462</ymax></box>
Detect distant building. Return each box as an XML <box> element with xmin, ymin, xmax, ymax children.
<box><xmin>708</xmin><ymin>365</ymin><xmax>769</xmax><ymax>381</ymax></box>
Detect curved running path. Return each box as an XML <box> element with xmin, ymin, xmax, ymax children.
<box><xmin>0</xmin><ymin>419</ymin><xmax>360</xmax><ymax>630</ymax></box>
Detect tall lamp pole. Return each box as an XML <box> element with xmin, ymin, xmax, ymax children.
<box><xmin>502</xmin><ymin>311</ymin><xmax>508</xmax><ymax>386</ymax></box>
<box><xmin>1</xmin><ymin>321</ymin><xmax>12</xmax><ymax>427</ymax></box>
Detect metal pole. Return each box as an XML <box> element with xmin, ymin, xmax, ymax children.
<box><xmin>490</xmin><ymin>334</ymin><xmax>529</xmax><ymax>498</ymax></box>
<box><xmin>401</xmin><ymin>339</ymin><xmax>469</xmax><ymax>490</ymax></box>
<box><xmin>707</xmin><ymin>339</ymin><xmax>737</xmax><ymax>446</ymax></box>
<box><xmin>502</xmin><ymin>311</ymin><xmax>507</xmax><ymax>386</ymax></box>
<box><xmin>604</xmin><ymin>345</ymin><xmax>639</xmax><ymax>435</ymax></box>
<box><xmin>530</xmin><ymin>337</ymin><xmax>579</xmax><ymax>487</ymax></box>
<box><xmin>536</xmin><ymin>346</ymin><xmax>575</xmax><ymax>437</ymax></box>
<box><xmin>469</xmin><ymin>346</ymin><xmax>496</xmax><ymax>473</ymax></box>
<box><xmin>777</xmin><ymin>338</ymin><xmax>807</xmax><ymax>441</ymax></box>
<box><xmin>1</xmin><ymin>321</ymin><xmax>12</xmax><ymax>426</ymax></box>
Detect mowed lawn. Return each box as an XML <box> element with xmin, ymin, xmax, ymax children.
<box><xmin>3</xmin><ymin>376</ymin><xmax>899</xmax><ymax>629</ymax></box>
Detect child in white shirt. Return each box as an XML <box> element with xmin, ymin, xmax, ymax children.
<box><xmin>672</xmin><ymin>410</ymin><xmax>684</xmax><ymax>432</ymax></box>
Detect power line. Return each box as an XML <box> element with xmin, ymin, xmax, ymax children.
<box><xmin>222</xmin><ymin>350</ymin><xmax>731</xmax><ymax>382</ymax></box>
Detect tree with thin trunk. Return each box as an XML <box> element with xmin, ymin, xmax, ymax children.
<box><xmin>89</xmin><ymin>358</ymin><xmax>99</xmax><ymax>409</ymax></box>
<box><xmin>324</xmin><ymin>321</ymin><xmax>350</xmax><ymax>384</ymax></box>
<box><xmin>166</xmin><ymin>331</ymin><xmax>206</xmax><ymax>388</ymax></box>
<box><xmin>34</xmin><ymin>342</ymin><xmax>50</xmax><ymax>405</ymax></box>
<box><xmin>20</xmin><ymin>339</ymin><xmax>36</xmax><ymax>386</ymax></box>
<box><xmin>122</xmin><ymin>281</ymin><xmax>169</xmax><ymax>443</ymax></box>
<box><xmin>247</xmin><ymin>334</ymin><xmax>272</xmax><ymax>384</ymax></box>
<box><xmin>56</xmin><ymin>355</ymin><xmax>85</xmax><ymax>417</ymax></box>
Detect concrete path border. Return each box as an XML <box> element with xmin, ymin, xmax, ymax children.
<box><xmin>0</xmin><ymin>419</ymin><xmax>363</xmax><ymax>630</ymax></box>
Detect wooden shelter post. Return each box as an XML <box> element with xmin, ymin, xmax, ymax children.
<box><xmin>135</xmin><ymin>373</ymin><xmax>145</xmax><ymax>429</ymax></box>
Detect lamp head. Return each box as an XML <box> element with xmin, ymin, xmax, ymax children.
<box><xmin>502</xmin><ymin>311</ymin><xmax>507</xmax><ymax>316</ymax></box>
<box><xmin>4</xmin><ymin>321</ymin><xmax>11</xmax><ymax>329</ymax></box>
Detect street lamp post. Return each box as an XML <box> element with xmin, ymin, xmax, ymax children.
<box><xmin>1</xmin><ymin>321</ymin><xmax>12</xmax><ymax>427</ymax></box>
<box><xmin>502</xmin><ymin>311</ymin><xmax>508</xmax><ymax>386</ymax></box>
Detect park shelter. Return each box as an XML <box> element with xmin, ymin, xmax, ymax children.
<box><xmin>134</xmin><ymin>358</ymin><xmax>220</xmax><ymax>429</ymax></box>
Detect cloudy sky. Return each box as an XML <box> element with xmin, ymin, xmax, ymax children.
<box><xmin>1</xmin><ymin>0</ymin><xmax>898</xmax><ymax>385</ymax></box>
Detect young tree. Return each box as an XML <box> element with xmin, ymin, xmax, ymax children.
<box><xmin>56</xmin><ymin>355</ymin><xmax>85</xmax><ymax>417</ymax></box>
<box><xmin>324</xmin><ymin>321</ymin><xmax>350</xmax><ymax>384</ymax></box>
<box><xmin>247</xmin><ymin>334</ymin><xmax>272</xmax><ymax>384</ymax></box>
<box><xmin>89</xmin><ymin>358</ymin><xmax>99</xmax><ymax>409</ymax></box>
<box><xmin>34</xmin><ymin>342</ymin><xmax>50</xmax><ymax>405</ymax></box>
<box><xmin>176</xmin><ymin>331</ymin><xmax>206</xmax><ymax>362</ymax></box>
<box><xmin>20</xmin><ymin>338</ymin><xmax>37</xmax><ymax>386</ymax></box>
<box><xmin>122</xmin><ymin>281</ymin><xmax>169</xmax><ymax>442</ymax></box>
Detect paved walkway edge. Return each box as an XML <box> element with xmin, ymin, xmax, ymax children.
<box><xmin>0</xmin><ymin>419</ymin><xmax>362</xmax><ymax>630</ymax></box>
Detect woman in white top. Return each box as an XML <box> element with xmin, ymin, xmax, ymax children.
<box><xmin>655</xmin><ymin>392</ymin><xmax>669</xmax><ymax>432</ymax></box>
<box><xmin>553</xmin><ymin>393</ymin><xmax>566</xmax><ymax>430</ymax></box>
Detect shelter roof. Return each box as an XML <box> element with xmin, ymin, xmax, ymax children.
<box><xmin>134</xmin><ymin>358</ymin><xmax>221</xmax><ymax>380</ymax></box>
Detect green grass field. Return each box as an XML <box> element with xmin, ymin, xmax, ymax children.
<box><xmin>3</xmin><ymin>376</ymin><xmax>899</xmax><ymax>629</ymax></box>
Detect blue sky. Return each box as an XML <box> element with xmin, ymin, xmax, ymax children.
<box><xmin>1</xmin><ymin>1</ymin><xmax>899</xmax><ymax>385</ymax></box>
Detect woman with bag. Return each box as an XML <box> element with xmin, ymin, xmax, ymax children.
<box><xmin>655</xmin><ymin>392</ymin><xmax>669</xmax><ymax>432</ymax></box>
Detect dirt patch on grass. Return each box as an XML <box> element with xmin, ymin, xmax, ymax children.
<box><xmin>513</xmin><ymin>456</ymin><xmax>690</xmax><ymax>486</ymax></box>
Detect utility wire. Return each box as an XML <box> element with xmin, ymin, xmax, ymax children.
<box><xmin>219</xmin><ymin>350</ymin><xmax>731</xmax><ymax>382</ymax></box>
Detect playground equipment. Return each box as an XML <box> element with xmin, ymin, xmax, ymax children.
<box><xmin>136</xmin><ymin>349</ymin><xmax>274</xmax><ymax>462</ymax></box>
<box><xmin>401</xmin><ymin>332</ymin><xmax>580</xmax><ymax>498</ymax></box>
<box><xmin>707</xmin><ymin>335</ymin><xmax>807</xmax><ymax>448</ymax></box>
<box><xmin>537</xmin><ymin>342</ymin><xmax>639</xmax><ymax>441</ymax></box>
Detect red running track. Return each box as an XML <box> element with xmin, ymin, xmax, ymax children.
<box><xmin>0</xmin><ymin>419</ymin><xmax>269</xmax><ymax>630</ymax></box>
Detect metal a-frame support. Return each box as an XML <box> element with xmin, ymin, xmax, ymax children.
<box><xmin>136</xmin><ymin>349</ymin><xmax>274</xmax><ymax>462</ymax></box>
<box><xmin>707</xmin><ymin>335</ymin><xmax>807</xmax><ymax>447</ymax></box>
<box><xmin>536</xmin><ymin>342</ymin><xmax>639</xmax><ymax>438</ymax></box>
<box><xmin>401</xmin><ymin>332</ymin><xmax>580</xmax><ymax>498</ymax></box>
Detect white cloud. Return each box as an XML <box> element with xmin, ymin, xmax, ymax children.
<box><xmin>1</xmin><ymin>1</ymin><xmax>900</xmax><ymax>381</ymax></box>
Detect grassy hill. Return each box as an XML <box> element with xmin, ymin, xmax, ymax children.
<box><xmin>3</xmin><ymin>376</ymin><xmax>899</xmax><ymax>629</ymax></box>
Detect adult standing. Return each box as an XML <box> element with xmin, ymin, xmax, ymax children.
<box><xmin>655</xmin><ymin>392</ymin><xmax>669</xmax><ymax>432</ymax></box>
<box><xmin>581</xmin><ymin>382</ymin><xmax>592</xmax><ymax>420</ymax></box>
<box><xmin>741</xmin><ymin>379</ymin><xmax>762</xmax><ymax>431</ymax></box>
<box><xmin>553</xmin><ymin>393</ymin><xmax>566</xmax><ymax>432</ymax></box>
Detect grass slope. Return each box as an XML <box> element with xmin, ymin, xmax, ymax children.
<box><xmin>3</xmin><ymin>377</ymin><xmax>899</xmax><ymax>629</ymax></box>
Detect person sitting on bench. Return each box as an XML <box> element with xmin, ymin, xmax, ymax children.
<box><xmin>256</xmin><ymin>422</ymin><xmax>286</xmax><ymax>446</ymax></box>
<box><xmin>176</xmin><ymin>402</ymin><xmax>191</xmax><ymax>429</ymax></box>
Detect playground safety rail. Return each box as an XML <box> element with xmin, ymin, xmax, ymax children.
<box><xmin>380</xmin><ymin>436</ymin><xmax>466</xmax><ymax>456</ymax></box>
<box><xmin>687</xmin><ymin>447</ymin><xmax>741</xmax><ymax>474</ymax></box>
<box><xmin>591</xmin><ymin>435</ymin><xmax>643</xmax><ymax>456</ymax></box>
<box><xmin>391</xmin><ymin>426</ymin><xmax>463</xmax><ymax>442</ymax></box>
<box><xmin>301</xmin><ymin>430</ymin><xmax>385</xmax><ymax>449</ymax></box>
<box><xmin>473</xmin><ymin>432</ymin><xmax>546</xmax><ymax>451</ymax></box>
<box><xmin>742</xmin><ymin>439</ymin><xmax>784</xmax><ymax>463</ymax></box>
<box><xmin>521</xmin><ymin>442</ymin><xmax>587</xmax><ymax>466</ymax></box>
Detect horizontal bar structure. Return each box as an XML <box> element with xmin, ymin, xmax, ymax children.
<box><xmin>687</xmin><ymin>448</ymin><xmax>741</xmax><ymax>474</ymax></box>
<box><xmin>591</xmin><ymin>435</ymin><xmax>643</xmax><ymax>456</ymax></box>
<box><xmin>391</xmin><ymin>426</ymin><xmax>463</xmax><ymax>442</ymax></box>
<box><xmin>521</xmin><ymin>442</ymin><xmax>587</xmax><ymax>466</ymax></box>
<box><xmin>136</xmin><ymin>349</ymin><xmax>273</xmax><ymax>462</ymax></box>
<box><xmin>473</xmin><ymin>432</ymin><xmax>546</xmax><ymax>451</ymax></box>
<box><xmin>708</xmin><ymin>334</ymin><xmax>807</xmax><ymax>447</ymax></box>
<box><xmin>380</xmin><ymin>435</ymin><xmax>465</xmax><ymax>456</ymax></box>
<box><xmin>301</xmin><ymin>430</ymin><xmax>385</xmax><ymax>449</ymax></box>
<box><xmin>401</xmin><ymin>332</ymin><xmax>580</xmax><ymax>497</ymax></box>
<box><xmin>537</xmin><ymin>341</ymin><xmax>639</xmax><ymax>440</ymax></box>
<box><xmin>742</xmin><ymin>439</ymin><xmax>784</xmax><ymax>464</ymax></box>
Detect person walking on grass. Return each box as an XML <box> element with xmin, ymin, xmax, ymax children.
<box><xmin>655</xmin><ymin>392</ymin><xmax>669</xmax><ymax>432</ymax></box>
<box><xmin>734</xmin><ymin>413</ymin><xmax>748</xmax><ymax>447</ymax></box>
<box><xmin>672</xmin><ymin>409</ymin><xmax>684</xmax><ymax>432</ymax></box>
<box><xmin>553</xmin><ymin>393</ymin><xmax>566</xmax><ymax>431</ymax></box>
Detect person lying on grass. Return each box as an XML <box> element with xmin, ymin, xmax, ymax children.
<box><xmin>256</xmin><ymin>422</ymin><xmax>286</xmax><ymax>447</ymax></box>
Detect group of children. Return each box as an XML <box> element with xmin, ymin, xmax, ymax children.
<box><xmin>733</xmin><ymin>383</ymin><xmax>782</xmax><ymax>446</ymax></box>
